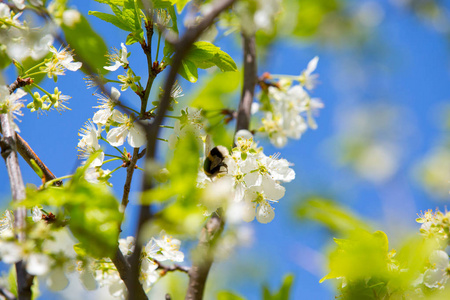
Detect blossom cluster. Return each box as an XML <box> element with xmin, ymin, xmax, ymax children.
<box><xmin>0</xmin><ymin>209</ymin><xmax>185</xmax><ymax>297</ymax></box>
<box><xmin>198</xmin><ymin>130</ymin><xmax>295</xmax><ymax>224</ymax></box>
<box><xmin>255</xmin><ymin>56</ymin><xmax>324</xmax><ymax>148</ymax></box>
<box><xmin>93</xmin><ymin>231</ymin><xmax>184</xmax><ymax>299</ymax></box>
<box><xmin>0</xmin><ymin>208</ymin><xmax>78</xmax><ymax>291</ymax></box>
<box><xmin>76</xmin><ymin>85</ymin><xmax>147</xmax><ymax>183</ymax></box>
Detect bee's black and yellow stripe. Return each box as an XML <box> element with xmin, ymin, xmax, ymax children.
<box><xmin>203</xmin><ymin>146</ymin><xmax>229</xmax><ymax>176</ymax></box>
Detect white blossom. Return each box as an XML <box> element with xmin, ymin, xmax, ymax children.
<box><xmin>0</xmin><ymin>210</ymin><xmax>14</xmax><ymax>237</ymax></box>
<box><xmin>299</xmin><ymin>56</ymin><xmax>319</xmax><ymax>90</ymax></box>
<box><xmin>49</xmin><ymin>45</ymin><xmax>82</xmax><ymax>71</ymax></box>
<box><xmin>139</xmin><ymin>259</ymin><xmax>159</xmax><ymax>292</ymax></box>
<box><xmin>77</xmin><ymin>121</ymin><xmax>104</xmax><ymax>167</ymax></box>
<box><xmin>84</xmin><ymin>167</ymin><xmax>111</xmax><ymax>184</ymax></box>
<box><xmin>0</xmin><ymin>3</ymin><xmax>23</xmax><ymax>27</ymax></box>
<box><xmin>26</xmin><ymin>253</ymin><xmax>50</xmax><ymax>276</ymax></box>
<box><xmin>168</xmin><ymin>108</ymin><xmax>204</xmax><ymax>150</ymax></box>
<box><xmin>147</xmin><ymin>231</ymin><xmax>184</xmax><ymax>262</ymax></box>
<box><xmin>62</xmin><ymin>9</ymin><xmax>81</xmax><ymax>27</ymax></box>
<box><xmin>92</xmin><ymin>87</ymin><xmax>120</xmax><ymax>125</ymax></box>
<box><xmin>106</xmin><ymin>110</ymin><xmax>146</xmax><ymax>148</ymax></box>
<box><xmin>423</xmin><ymin>250</ymin><xmax>450</xmax><ymax>289</ymax></box>
<box><xmin>0</xmin><ymin>86</ymin><xmax>26</xmax><ymax>132</ymax></box>
<box><xmin>44</xmin><ymin>45</ymin><xmax>81</xmax><ymax>77</ymax></box>
<box><xmin>104</xmin><ymin>43</ymin><xmax>129</xmax><ymax>71</ymax></box>
<box><xmin>0</xmin><ymin>241</ymin><xmax>22</xmax><ymax>264</ymax></box>
<box><xmin>198</xmin><ymin>131</ymin><xmax>294</xmax><ymax>224</ymax></box>
<box><xmin>32</xmin><ymin>206</ymin><xmax>42</xmax><ymax>222</ymax></box>
<box><xmin>11</xmin><ymin>0</ymin><xmax>25</xmax><ymax>10</ymax></box>
<box><xmin>119</xmin><ymin>236</ymin><xmax>135</xmax><ymax>256</ymax></box>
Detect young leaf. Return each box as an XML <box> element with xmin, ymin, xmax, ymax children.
<box><xmin>88</xmin><ymin>11</ymin><xmax>135</xmax><ymax>31</ymax></box>
<box><xmin>179</xmin><ymin>59</ymin><xmax>199</xmax><ymax>83</ymax></box>
<box><xmin>61</xmin><ymin>14</ymin><xmax>108</xmax><ymax>74</ymax></box>
<box><xmin>263</xmin><ymin>274</ymin><xmax>294</xmax><ymax>300</ymax></box>
<box><xmin>217</xmin><ymin>291</ymin><xmax>246</xmax><ymax>300</ymax></box>
<box><xmin>177</xmin><ymin>42</ymin><xmax>237</xmax><ymax>82</ymax></box>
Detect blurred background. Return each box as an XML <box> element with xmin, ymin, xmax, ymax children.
<box><xmin>1</xmin><ymin>0</ymin><xmax>449</xmax><ymax>299</ymax></box>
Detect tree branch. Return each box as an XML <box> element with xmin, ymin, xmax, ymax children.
<box><xmin>127</xmin><ymin>1</ymin><xmax>236</xmax><ymax>299</ymax></box>
<box><xmin>235</xmin><ymin>33</ymin><xmax>257</xmax><ymax>134</ymax></box>
<box><xmin>0</xmin><ymin>112</ymin><xmax>34</xmax><ymax>300</ymax></box>
<box><xmin>121</xmin><ymin>148</ymin><xmax>141</xmax><ymax>209</ymax></box>
<box><xmin>185</xmin><ymin>31</ymin><xmax>257</xmax><ymax>300</ymax></box>
<box><xmin>14</xmin><ymin>133</ymin><xmax>61</xmax><ymax>185</ymax></box>
<box><xmin>185</xmin><ymin>213</ymin><xmax>224</xmax><ymax>300</ymax></box>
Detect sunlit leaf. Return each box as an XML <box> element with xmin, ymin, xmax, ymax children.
<box><xmin>217</xmin><ymin>290</ymin><xmax>246</xmax><ymax>300</ymax></box>
<box><xmin>263</xmin><ymin>274</ymin><xmax>294</xmax><ymax>300</ymax></box>
<box><xmin>62</xmin><ymin>14</ymin><xmax>108</xmax><ymax>74</ymax></box>
<box><xmin>296</xmin><ymin>197</ymin><xmax>370</xmax><ymax>234</ymax></box>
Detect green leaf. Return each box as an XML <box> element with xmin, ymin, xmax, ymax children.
<box><xmin>178</xmin><ymin>59</ymin><xmax>199</xmax><ymax>83</ymax></box>
<box><xmin>292</xmin><ymin>0</ymin><xmax>340</xmax><ymax>38</ymax></box>
<box><xmin>188</xmin><ymin>42</ymin><xmax>237</xmax><ymax>71</ymax></box>
<box><xmin>7</xmin><ymin>266</ymin><xmax>17</xmax><ymax>298</ymax></box>
<box><xmin>62</xmin><ymin>14</ymin><xmax>108</xmax><ymax>74</ymax></box>
<box><xmin>108</xmin><ymin>0</ymin><xmax>142</xmax><ymax>33</ymax></box>
<box><xmin>296</xmin><ymin>197</ymin><xmax>370</xmax><ymax>234</ymax></box>
<box><xmin>320</xmin><ymin>230</ymin><xmax>391</xmax><ymax>283</ymax></box>
<box><xmin>20</xmin><ymin>52</ymin><xmax>52</xmax><ymax>85</ymax></box>
<box><xmin>94</xmin><ymin>0</ymin><xmax>125</xmax><ymax>5</ymax></box>
<box><xmin>189</xmin><ymin>70</ymin><xmax>240</xmax><ymax>147</ymax></box>
<box><xmin>263</xmin><ymin>274</ymin><xmax>294</xmax><ymax>300</ymax></box>
<box><xmin>0</xmin><ymin>45</ymin><xmax>11</xmax><ymax>69</ymax></box>
<box><xmin>65</xmin><ymin>180</ymin><xmax>122</xmax><ymax>258</ymax></box>
<box><xmin>126</xmin><ymin>29</ymin><xmax>145</xmax><ymax>45</ymax></box>
<box><xmin>172</xmin><ymin>0</ymin><xmax>190</xmax><ymax>14</ymax></box>
<box><xmin>217</xmin><ymin>291</ymin><xmax>246</xmax><ymax>300</ymax></box>
<box><xmin>141</xmin><ymin>132</ymin><xmax>204</xmax><ymax>235</ymax></box>
<box><xmin>178</xmin><ymin>42</ymin><xmax>237</xmax><ymax>82</ymax></box>
<box><xmin>88</xmin><ymin>11</ymin><xmax>134</xmax><ymax>31</ymax></box>
<box><xmin>22</xmin><ymin>171</ymin><xmax>122</xmax><ymax>258</ymax></box>
<box><xmin>167</xmin><ymin>5</ymin><xmax>179</xmax><ymax>33</ymax></box>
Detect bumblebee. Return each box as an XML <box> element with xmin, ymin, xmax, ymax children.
<box><xmin>203</xmin><ymin>145</ymin><xmax>229</xmax><ymax>177</ymax></box>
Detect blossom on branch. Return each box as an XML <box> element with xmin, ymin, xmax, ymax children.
<box><xmin>104</xmin><ymin>43</ymin><xmax>129</xmax><ymax>71</ymax></box>
<box><xmin>106</xmin><ymin>110</ymin><xmax>146</xmax><ymax>148</ymax></box>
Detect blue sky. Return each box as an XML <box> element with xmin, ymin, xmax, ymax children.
<box><xmin>1</xmin><ymin>0</ymin><xmax>449</xmax><ymax>299</ymax></box>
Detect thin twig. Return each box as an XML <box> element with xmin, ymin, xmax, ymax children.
<box><xmin>153</xmin><ymin>259</ymin><xmax>190</xmax><ymax>274</ymax></box>
<box><xmin>127</xmin><ymin>1</ymin><xmax>236</xmax><ymax>299</ymax></box>
<box><xmin>15</xmin><ymin>133</ymin><xmax>61</xmax><ymax>185</ymax></box>
<box><xmin>185</xmin><ymin>31</ymin><xmax>257</xmax><ymax>300</ymax></box>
